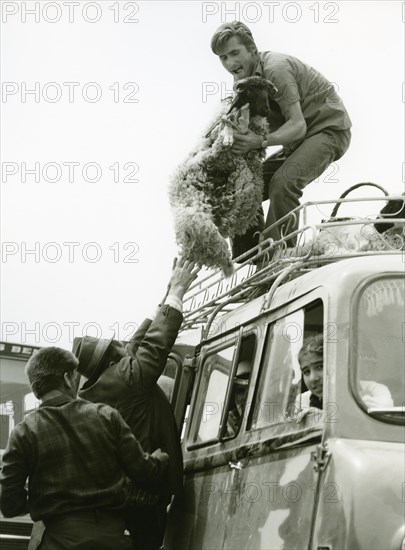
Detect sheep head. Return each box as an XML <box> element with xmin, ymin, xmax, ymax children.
<box><xmin>227</xmin><ymin>76</ymin><xmax>278</xmax><ymax>118</ymax></box>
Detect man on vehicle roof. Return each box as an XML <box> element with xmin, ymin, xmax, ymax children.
<box><xmin>210</xmin><ymin>21</ymin><xmax>352</xmax><ymax>255</ymax></box>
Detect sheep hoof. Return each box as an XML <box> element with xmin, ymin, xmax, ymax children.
<box><xmin>222</xmin><ymin>262</ymin><xmax>235</xmax><ymax>278</ymax></box>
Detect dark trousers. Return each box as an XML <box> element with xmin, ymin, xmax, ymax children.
<box><xmin>232</xmin><ymin>128</ymin><xmax>351</xmax><ymax>257</ymax></box>
<box><xmin>36</xmin><ymin>510</ymin><xmax>131</xmax><ymax>550</ymax></box>
<box><xmin>124</xmin><ymin>502</ymin><xmax>168</xmax><ymax>550</ymax></box>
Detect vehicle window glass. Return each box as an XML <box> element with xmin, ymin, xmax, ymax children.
<box><xmin>249</xmin><ymin>300</ymin><xmax>324</xmax><ymax>429</ymax></box>
<box><xmin>198</xmin><ymin>369</ymin><xmax>229</xmax><ymax>441</ymax></box>
<box><xmin>189</xmin><ymin>333</ymin><xmax>256</xmax><ymax>446</ymax></box>
<box><xmin>223</xmin><ymin>334</ymin><xmax>256</xmax><ymax>438</ymax></box>
<box><xmin>249</xmin><ymin>311</ymin><xmax>304</xmax><ymax>429</ymax></box>
<box><xmin>354</xmin><ymin>277</ymin><xmax>404</xmax><ymax>414</ymax></box>
<box><xmin>191</xmin><ymin>345</ymin><xmax>235</xmax><ymax>445</ymax></box>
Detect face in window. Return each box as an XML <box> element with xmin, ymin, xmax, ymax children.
<box><xmin>234</xmin><ymin>381</ymin><xmax>248</xmax><ymax>413</ymax></box>
<box><xmin>300</xmin><ymin>352</ymin><xmax>323</xmax><ymax>399</ymax></box>
<box><xmin>233</xmin><ymin>360</ymin><xmax>251</xmax><ymax>413</ymax></box>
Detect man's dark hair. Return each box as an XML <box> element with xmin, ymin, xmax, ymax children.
<box><xmin>210</xmin><ymin>21</ymin><xmax>258</xmax><ymax>55</ymax></box>
<box><xmin>25</xmin><ymin>347</ymin><xmax>78</xmax><ymax>398</ymax></box>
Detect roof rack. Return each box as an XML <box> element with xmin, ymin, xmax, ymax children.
<box><xmin>180</xmin><ymin>192</ymin><xmax>404</xmax><ymax>333</ymax></box>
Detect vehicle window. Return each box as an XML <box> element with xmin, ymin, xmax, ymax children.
<box><xmin>191</xmin><ymin>344</ymin><xmax>235</xmax><ymax>445</ymax></box>
<box><xmin>249</xmin><ymin>311</ymin><xmax>303</xmax><ymax>429</ymax></box>
<box><xmin>354</xmin><ymin>277</ymin><xmax>404</xmax><ymax>416</ymax></box>
<box><xmin>188</xmin><ymin>333</ymin><xmax>256</xmax><ymax>446</ymax></box>
<box><xmin>249</xmin><ymin>301</ymin><xmax>324</xmax><ymax>429</ymax></box>
<box><xmin>223</xmin><ymin>334</ymin><xmax>256</xmax><ymax>439</ymax></box>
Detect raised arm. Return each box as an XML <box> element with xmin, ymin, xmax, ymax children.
<box><xmin>118</xmin><ymin>259</ymin><xmax>200</xmax><ymax>391</ymax></box>
<box><xmin>125</xmin><ymin>270</ymin><xmax>173</xmax><ymax>357</ymax></box>
<box><xmin>125</xmin><ymin>318</ymin><xmax>153</xmax><ymax>357</ymax></box>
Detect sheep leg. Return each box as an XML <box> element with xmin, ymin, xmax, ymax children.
<box><xmin>222</xmin><ymin>124</ymin><xmax>234</xmax><ymax>147</ymax></box>
<box><xmin>220</xmin><ymin>114</ymin><xmax>247</xmax><ymax>147</ymax></box>
<box><xmin>220</xmin><ymin>116</ymin><xmax>241</xmax><ymax>131</ymax></box>
<box><xmin>237</xmin><ymin>103</ymin><xmax>250</xmax><ymax>134</ymax></box>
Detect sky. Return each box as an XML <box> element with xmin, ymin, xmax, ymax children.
<box><xmin>1</xmin><ymin>0</ymin><xmax>404</xmax><ymax>348</ymax></box>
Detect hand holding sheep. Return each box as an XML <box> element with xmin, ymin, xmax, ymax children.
<box><xmin>231</xmin><ymin>129</ymin><xmax>264</xmax><ymax>154</ymax></box>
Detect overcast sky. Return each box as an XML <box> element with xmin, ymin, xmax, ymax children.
<box><xmin>1</xmin><ymin>0</ymin><xmax>404</xmax><ymax>348</ymax></box>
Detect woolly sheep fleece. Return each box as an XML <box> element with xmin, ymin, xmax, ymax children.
<box><xmin>169</xmin><ymin>98</ymin><xmax>269</xmax><ymax>276</ymax></box>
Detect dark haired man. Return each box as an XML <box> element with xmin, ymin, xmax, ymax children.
<box><xmin>74</xmin><ymin>258</ymin><xmax>200</xmax><ymax>550</ymax></box>
<box><xmin>211</xmin><ymin>21</ymin><xmax>352</xmax><ymax>254</ymax></box>
<box><xmin>0</xmin><ymin>346</ymin><xmax>169</xmax><ymax>550</ymax></box>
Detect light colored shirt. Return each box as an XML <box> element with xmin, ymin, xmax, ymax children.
<box><xmin>359</xmin><ymin>380</ymin><xmax>394</xmax><ymax>408</ymax></box>
<box><xmin>254</xmin><ymin>51</ymin><xmax>352</xmax><ymax>139</ymax></box>
<box><xmin>146</xmin><ymin>293</ymin><xmax>183</xmax><ymax>320</ymax></box>
<box><xmin>295</xmin><ymin>380</ymin><xmax>394</xmax><ymax>412</ymax></box>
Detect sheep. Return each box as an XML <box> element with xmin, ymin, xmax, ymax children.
<box><xmin>169</xmin><ymin>76</ymin><xmax>277</xmax><ymax>276</ymax></box>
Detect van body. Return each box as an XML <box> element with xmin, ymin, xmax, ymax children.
<box><xmin>164</xmin><ymin>253</ymin><xmax>405</xmax><ymax>550</ymax></box>
<box><xmin>1</xmin><ymin>195</ymin><xmax>404</xmax><ymax>550</ymax></box>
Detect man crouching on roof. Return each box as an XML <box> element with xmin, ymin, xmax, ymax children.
<box><xmin>73</xmin><ymin>258</ymin><xmax>200</xmax><ymax>550</ymax></box>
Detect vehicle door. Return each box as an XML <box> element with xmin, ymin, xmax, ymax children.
<box><xmin>166</xmin><ymin>292</ymin><xmax>331</xmax><ymax>550</ymax></box>
<box><xmin>164</xmin><ymin>327</ymin><xmax>258</xmax><ymax>549</ymax></box>
<box><xmin>215</xmin><ymin>298</ymin><xmax>327</xmax><ymax>550</ymax></box>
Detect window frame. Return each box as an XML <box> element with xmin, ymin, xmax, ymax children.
<box><xmin>247</xmin><ymin>299</ymin><xmax>324</xmax><ymax>431</ymax></box>
<box><xmin>184</xmin><ymin>288</ymin><xmax>328</xmax><ymax>451</ymax></box>
<box><xmin>185</xmin><ymin>327</ymin><xmax>258</xmax><ymax>449</ymax></box>
<box><xmin>186</xmin><ymin>329</ymin><xmax>241</xmax><ymax>449</ymax></box>
<box><xmin>220</xmin><ymin>330</ymin><xmax>257</xmax><ymax>441</ymax></box>
<box><xmin>349</xmin><ymin>273</ymin><xmax>404</xmax><ymax>424</ymax></box>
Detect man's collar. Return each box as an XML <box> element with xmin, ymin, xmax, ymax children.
<box><xmin>40</xmin><ymin>390</ymin><xmax>74</xmax><ymax>407</ymax></box>
<box><xmin>252</xmin><ymin>55</ymin><xmax>263</xmax><ymax>77</ymax></box>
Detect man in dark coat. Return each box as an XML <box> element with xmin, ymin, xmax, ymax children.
<box><xmin>0</xmin><ymin>346</ymin><xmax>169</xmax><ymax>550</ymax></box>
<box><xmin>74</xmin><ymin>258</ymin><xmax>200</xmax><ymax>550</ymax></box>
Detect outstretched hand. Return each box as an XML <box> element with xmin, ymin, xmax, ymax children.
<box><xmin>168</xmin><ymin>258</ymin><xmax>200</xmax><ymax>301</ymax></box>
